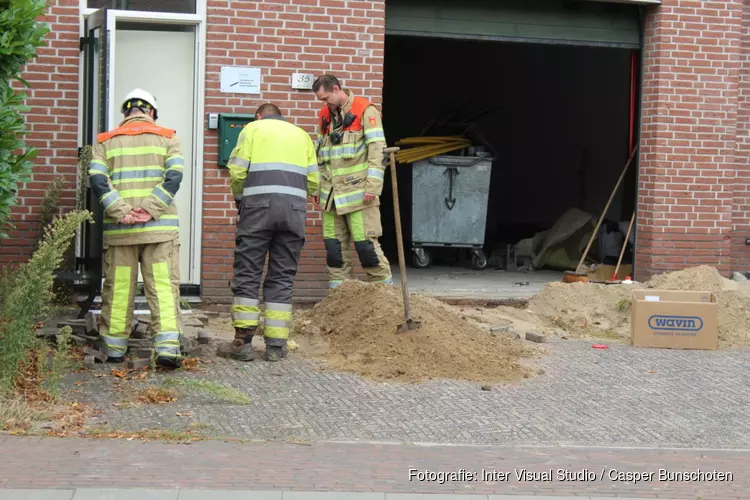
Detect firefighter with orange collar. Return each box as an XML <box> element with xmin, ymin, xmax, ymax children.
<box><xmin>88</xmin><ymin>88</ymin><xmax>184</xmax><ymax>368</ymax></box>
<box><xmin>312</xmin><ymin>74</ymin><xmax>392</xmax><ymax>290</ymax></box>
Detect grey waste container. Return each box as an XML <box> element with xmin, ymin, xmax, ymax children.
<box><xmin>410</xmin><ymin>153</ymin><xmax>493</xmax><ymax>269</ymax></box>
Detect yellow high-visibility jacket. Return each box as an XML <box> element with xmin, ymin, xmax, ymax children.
<box><xmin>316</xmin><ymin>90</ymin><xmax>386</xmax><ymax>215</ymax></box>
<box><xmin>89</xmin><ymin>115</ymin><xmax>184</xmax><ymax>246</ymax></box>
<box><xmin>227</xmin><ymin>116</ymin><xmax>319</xmax><ymax>204</ymax></box>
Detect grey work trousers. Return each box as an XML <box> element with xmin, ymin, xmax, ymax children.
<box><xmin>231</xmin><ymin>194</ymin><xmax>306</xmax><ymax>345</ymax></box>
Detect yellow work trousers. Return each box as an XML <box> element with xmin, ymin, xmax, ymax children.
<box><xmin>98</xmin><ymin>239</ymin><xmax>182</xmax><ymax>360</ymax></box>
<box><xmin>323</xmin><ymin>205</ymin><xmax>392</xmax><ymax>289</ymax></box>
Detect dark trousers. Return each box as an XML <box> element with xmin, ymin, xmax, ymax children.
<box><xmin>231</xmin><ymin>195</ymin><xmax>306</xmax><ymax>345</ymax></box>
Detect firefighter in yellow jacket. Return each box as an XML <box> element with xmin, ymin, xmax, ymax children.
<box><xmin>312</xmin><ymin>74</ymin><xmax>392</xmax><ymax>289</ymax></box>
<box><xmin>88</xmin><ymin>88</ymin><xmax>184</xmax><ymax>368</ymax></box>
<box><xmin>225</xmin><ymin>103</ymin><xmax>319</xmax><ymax>362</ymax></box>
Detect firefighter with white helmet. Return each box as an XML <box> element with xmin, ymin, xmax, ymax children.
<box><xmin>88</xmin><ymin>87</ymin><xmax>185</xmax><ymax>368</ymax></box>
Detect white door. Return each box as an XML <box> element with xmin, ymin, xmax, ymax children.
<box><xmin>113</xmin><ymin>25</ymin><xmax>196</xmax><ymax>283</ymax></box>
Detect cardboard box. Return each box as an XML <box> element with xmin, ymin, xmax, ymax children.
<box><xmin>631</xmin><ymin>290</ymin><xmax>718</xmax><ymax>350</ymax></box>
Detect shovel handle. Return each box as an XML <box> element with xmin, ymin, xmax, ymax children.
<box><xmin>385</xmin><ymin>146</ymin><xmax>413</xmax><ymax>323</ymax></box>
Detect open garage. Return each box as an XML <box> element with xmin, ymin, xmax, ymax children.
<box><xmin>379</xmin><ymin>0</ymin><xmax>643</xmax><ymax>297</ymax></box>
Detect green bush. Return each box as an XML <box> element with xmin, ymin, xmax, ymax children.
<box><xmin>0</xmin><ymin>209</ymin><xmax>92</xmax><ymax>396</ymax></box>
<box><xmin>0</xmin><ymin>0</ymin><xmax>50</xmax><ymax>238</ymax></box>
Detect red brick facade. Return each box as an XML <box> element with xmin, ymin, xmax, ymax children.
<box><xmin>636</xmin><ymin>0</ymin><xmax>744</xmax><ymax>280</ymax></box>
<box><xmin>4</xmin><ymin>0</ymin><xmax>750</xmax><ymax>301</ymax></box>
<box><xmin>2</xmin><ymin>0</ymin><xmax>80</xmax><ymax>265</ymax></box>
<box><xmin>201</xmin><ymin>0</ymin><xmax>385</xmax><ymax>302</ymax></box>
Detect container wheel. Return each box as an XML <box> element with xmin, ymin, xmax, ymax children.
<box><xmin>471</xmin><ymin>250</ymin><xmax>488</xmax><ymax>270</ymax></box>
<box><xmin>412</xmin><ymin>249</ymin><xmax>431</xmax><ymax>268</ymax></box>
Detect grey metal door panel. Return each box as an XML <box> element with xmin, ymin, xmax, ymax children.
<box><xmin>386</xmin><ymin>0</ymin><xmax>641</xmax><ymax>48</ymax></box>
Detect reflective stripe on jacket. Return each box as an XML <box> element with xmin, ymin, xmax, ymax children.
<box><xmin>316</xmin><ymin>90</ymin><xmax>387</xmax><ymax>215</ymax></box>
<box><xmin>89</xmin><ymin>115</ymin><xmax>184</xmax><ymax>246</ymax></box>
<box><xmin>226</xmin><ymin>116</ymin><xmax>320</xmax><ymax>203</ymax></box>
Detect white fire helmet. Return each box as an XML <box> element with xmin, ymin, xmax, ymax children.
<box><xmin>121</xmin><ymin>88</ymin><xmax>158</xmax><ymax>120</ymax></box>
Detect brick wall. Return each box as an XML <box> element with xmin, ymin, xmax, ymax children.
<box><xmin>9</xmin><ymin>0</ymin><xmax>750</xmax><ymax>297</ymax></box>
<box><xmin>636</xmin><ymin>0</ymin><xmax>742</xmax><ymax>281</ymax></box>
<box><xmin>732</xmin><ymin>1</ymin><xmax>750</xmax><ymax>272</ymax></box>
<box><xmin>1</xmin><ymin>0</ymin><xmax>80</xmax><ymax>266</ymax></box>
<box><xmin>201</xmin><ymin>0</ymin><xmax>386</xmax><ymax>303</ymax></box>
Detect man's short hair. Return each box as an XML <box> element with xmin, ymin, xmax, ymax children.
<box><xmin>256</xmin><ymin>103</ymin><xmax>281</xmax><ymax>117</ymax></box>
<box><xmin>312</xmin><ymin>74</ymin><xmax>341</xmax><ymax>93</ymax></box>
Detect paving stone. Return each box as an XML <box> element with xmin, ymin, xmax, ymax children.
<box><xmin>178</xmin><ymin>491</ymin><xmax>281</xmax><ymax>500</ymax></box>
<box><xmin>488</xmin><ymin>497</ymin><xmax>585</xmax><ymax>500</ymax></box>
<box><xmin>72</xmin><ymin>489</ymin><xmax>178</xmax><ymax>500</ymax></box>
<box><xmin>0</xmin><ymin>490</ymin><xmax>74</xmax><ymax>500</ymax></box>
<box><xmin>524</xmin><ymin>332</ymin><xmax>545</xmax><ymax>343</ymax></box>
<box><xmin>283</xmin><ymin>494</ymin><xmax>383</xmax><ymax>500</ymax></box>
<box><xmin>388</xmin><ymin>495</ymin><xmax>487</xmax><ymax>499</ymax></box>
<box><xmin>84</xmin><ymin>312</ymin><xmax>98</xmax><ymax>334</ymax></box>
<box><xmin>83</xmin><ymin>346</ymin><xmax>107</xmax><ymax>363</ymax></box>
<box><xmin>60</xmin><ymin>339</ymin><xmax>750</xmax><ymax>449</ymax></box>
<box><xmin>127</xmin><ymin>357</ymin><xmax>151</xmax><ymax>369</ymax></box>
<box><xmin>83</xmin><ymin>355</ymin><xmax>96</xmax><ymax>369</ymax></box>
<box><xmin>131</xmin><ymin>321</ymin><xmax>149</xmax><ymax>339</ymax></box>
<box><xmin>588</xmin><ymin>498</ymin><xmax>684</xmax><ymax>500</ymax></box>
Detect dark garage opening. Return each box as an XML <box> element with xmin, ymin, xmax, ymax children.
<box><xmin>379</xmin><ymin>35</ymin><xmax>640</xmax><ymax>278</ymax></box>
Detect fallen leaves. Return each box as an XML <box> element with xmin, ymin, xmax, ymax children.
<box><xmin>44</xmin><ymin>401</ymin><xmax>94</xmax><ymax>437</ymax></box>
<box><xmin>83</xmin><ymin>428</ymin><xmax>203</xmax><ymax>442</ymax></box>
<box><xmin>180</xmin><ymin>357</ymin><xmax>202</xmax><ymax>372</ymax></box>
<box><xmin>13</xmin><ymin>350</ymin><xmax>54</xmax><ymax>405</ymax></box>
<box><xmin>111</xmin><ymin>367</ymin><xmax>149</xmax><ymax>380</ymax></box>
<box><xmin>136</xmin><ymin>386</ymin><xmax>176</xmax><ymax>404</ymax></box>
<box><xmin>175</xmin><ymin>411</ymin><xmax>194</xmax><ymax>417</ymax></box>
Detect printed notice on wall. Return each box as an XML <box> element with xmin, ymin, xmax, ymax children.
<box><xmin>220</xmin><ymin>67</ymin><xmax>261</xmax><ymax>94</ymax></box>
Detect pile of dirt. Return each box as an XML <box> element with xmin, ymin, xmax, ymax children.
<box><xmin>644</xmin><ymin>265</ymin><xmax>750</xmax><ymax>347</ymax></box>
<box><xmin>517</xmin><ymin>265</ymin><xmax>750</xmax><ymax>347</ymax></box>
<box><xmin>645</xmin><ymin>264</ymin><xmax>734</xmax><ymax>293</ymax></box>
<box><xmin>526</xmin><ymin>281</ymin><xmax>634</xmax><ymax>340</ymax></box>
<box><xmin>455</xmin><ymin>304</ymin><xmax>560</xmax><ymax>338</ymax></box>
<box><xmin>293</xmin><ymin>280</ymin><xmax>541</xmax><ymax>384</ymax></box>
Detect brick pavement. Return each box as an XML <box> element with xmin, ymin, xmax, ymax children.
<box><xmin>0</xmin><ymin>490</ymin><xmax>690</xmax><ymax>500</ymax></box>
<box><xmin>0</xmin><ymin>436</ymin><xmax>747</xmax><ymax>499</ymax></box>
<box><xmin>69</xmin><ymin>339</ymin><xmax>750</xmax><ymax>449</ymax></box>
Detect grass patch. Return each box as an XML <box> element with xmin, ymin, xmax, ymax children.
<box><xmin>589</xmin><ymin>330</ymin><xmax>623</xmax><ymax>341</ymax></box>
<box><xmin>0</xmin><ymin>396</ymin><xmax>52</xmax><ymax>432</ymax></box>
<box><xmin>163</xmin><ymin>378</ymin><xmax>252</xmax><ymax>405</ymax></box>
<box><xmin>616</xmin><ymin>298</ymin><xmax>631</xmax><ymax>313</ymax></box>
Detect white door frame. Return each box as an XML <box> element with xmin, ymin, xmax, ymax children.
<box><xmin>77</xmin><ymin>0</ymin><xmax>207</xmax><ymax>286</ymax></box>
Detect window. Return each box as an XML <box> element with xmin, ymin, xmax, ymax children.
<box><xmin>87</xmin><ymin>0</ymin><xmax>196</xmax><ymax>14</ymax></box>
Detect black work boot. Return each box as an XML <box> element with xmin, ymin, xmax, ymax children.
<box><xmin>156</xmin><ymin>355</ymin><xmax>182</xmax><ymax>369</ymax></box>
<box><xmin>264</xmin><ymin>338</ymin><xmax>287</xmax><ymax>362</ymax></box>
<box><xmin>231</xmin><ymin>327</ymin><xmax>256</xmax><ymax>361</ymax></box>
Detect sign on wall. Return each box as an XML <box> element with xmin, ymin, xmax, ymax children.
<box><xmin>291</xmin><ymin>73</ymin><xmax>314</xmax><ymax>90</ymax></box>
<box><xmin>220</xmin><ymin>66</ymin><xmax>261</xmax><ymax>94</ymax></box>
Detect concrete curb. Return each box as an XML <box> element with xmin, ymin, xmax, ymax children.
<box><xmin>0</xmin><ymin>489</ymin><xmax>685</xmax><ymax>500</ymax></box>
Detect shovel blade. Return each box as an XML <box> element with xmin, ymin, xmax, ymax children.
<box><xmin>397</xmin><ymin>319</ymin><xmax>422</xmax><ymax>333</ymax></box>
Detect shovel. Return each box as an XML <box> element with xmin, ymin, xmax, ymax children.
<box><xmin>384</xmin><ymin>146</ymin><xmax>421</xmax><ymax>333</ymax></box>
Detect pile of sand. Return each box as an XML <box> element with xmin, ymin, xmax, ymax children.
<box><xmin>526</xmin><ymin>281</ymin><xmax>634</xmax><ymax>340</ymax></box>
<box><xmin>643</xmin><ymin>265</ymin><xmax>750</xmax><ymax>347</ymax></box>
<box><xmin>293</xmin><ymin>280</ymin><xmax>541</xmax><ymax>384</ymax></box>
<box><xmin>518</xmin><ymin>265</ymin><xmax>750</xmax><ymax>347</ymax></box>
